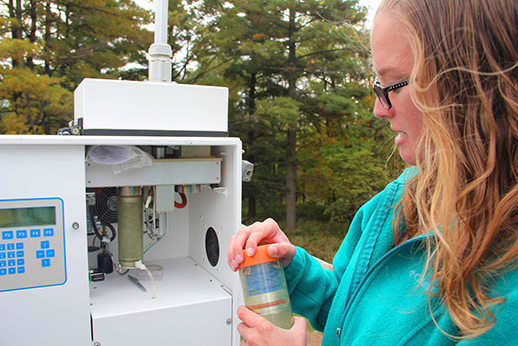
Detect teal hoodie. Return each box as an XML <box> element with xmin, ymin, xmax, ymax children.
<box><xmin>284</xmin><ymin>169</ymin><xmax>518</xmax><ymax>345</ymax></box>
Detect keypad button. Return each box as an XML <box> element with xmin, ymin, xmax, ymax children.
<box><xmin>41</xmin><ymin>241</ymin><xmax>50</xmax><ymax>249</ymax></box>
<box><xmin>43</xmin><ymin>228</ymin><xmax>54</xmax><ymax>237</ymax></box>
<box><xmin>17</xmin><ymin>259</ymin><xmax>24</xmax><ymax>266</ymax></box>
<box><xmin>7</xmin><ymin>252</ymin><xmax>15</xmax><ymax>259</ymax></box>
<box><xmin>36</xmin><ymin>250</ymin><xmax>45</xmax><ymax>259</ymax></box>
<box><xmin>7</xmin><ymin>243</ymin><xmax>14</xmax><ymax>250</ymax></box>
<box><xmin>8</xmin><ymin>268</ymin><xmax>16</xmax><ymax>274</ymax></box>
<box><xmin>2</xmin><ymin>231</ymin><xmax>14</xmax><ymax>240</ymax></box>
<box><xmin>0</xmin><ymin>252</ymin><xmax>5</xmax><ymax>259</ymax></box>
<box><xmin>16</xmin><ymin>230</ymin><xmax>27</xmax><ymax>239</ymax></box>
<box><xmin>16</xmin><ymin>243</ymin><xmax>23</xmax><ymax>250</ymax></box>
<box><xmin>16</xmin><ymin>251</ymin><xmax>24</xmax><ymax>258</ymax></box>
<box><xmin>41</xmin><ymin>259</ymin><xmax>50</xmax><ymax>267</ymax></box>
<box><xmin>17</xmin><ymin>267</ymin><xmax>25</xmax><ymax>274</ymax></box>
<box><xmin>30</xmin><ymin>229</ymin><xmax>41</xmax><ymax>238</ymax></box>
<box><xmin>8</xmin><ymin>260</ymin><xmax>15</xmax><ymax>267</ymax></box>
<box><xmin>0</xmin><ymin>268</ymin><xmax>6</xmax><ymax>275</ymax></box>
<box><xmin>0</xmin><ymin>260</ymin><xmax>5</xmax><ymax>267</ymax></box>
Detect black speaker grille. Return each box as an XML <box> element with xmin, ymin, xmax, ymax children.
<box><xmin>205</xmin><ymin>227</ymin><xmax>219</xmax><ymax>267</ymax></box>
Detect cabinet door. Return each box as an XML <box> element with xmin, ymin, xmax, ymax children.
<box><xmin>0</xmin><ymin>145</ymin><xmax>91</xmax><ymax>346</ymax></box>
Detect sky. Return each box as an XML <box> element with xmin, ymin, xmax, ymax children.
<box><xmin>361</xmin><ymin>0</ymin><xmax>383</xmax><ymax>24</ymax></box>
<box><xmin>135</xmin><ymin>0</ymin><xmax>383</xmax><ymax>25</ymax></box>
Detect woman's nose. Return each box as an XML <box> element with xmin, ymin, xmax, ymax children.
<box><xmin>373</xmin><ymin>97</ymin><xmax>392</xmax><ymax>119</ymax></box>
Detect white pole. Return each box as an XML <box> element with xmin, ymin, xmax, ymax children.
<box><xmin>148</xmin><ymin>0</ymin><xmax>172</xmax><ymax>82</ymax></box>
<box><xmin>154</xmin><ymin>0</ymin><xmax>169</xmax><ymax>44</ymax></box>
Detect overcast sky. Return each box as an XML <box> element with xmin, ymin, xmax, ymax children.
<box><xmin>135</xmin><ymin>0</ymin><xmax>383</xmax><ymax>24</ymax></box>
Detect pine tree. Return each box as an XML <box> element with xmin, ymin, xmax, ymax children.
<box><xmin>0</xmin><ymin>0</ymin><xmax>152</xmax><ymax>134</ymax></box>
<box><xmin>192</xmin><ymin>0</ymin><xmax>371</xmax><ymax>229</ymax></box>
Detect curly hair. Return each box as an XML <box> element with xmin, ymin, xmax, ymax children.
<box><xmin>377</xmin><ymin>0</ymin><xmax>518</xmax><ymax>339</ymax></box>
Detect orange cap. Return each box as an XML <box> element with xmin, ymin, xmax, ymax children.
<box><xmin>239</xmin><ymin>245</ymin><xmax>278</xmax><ymax>268</ymax></box>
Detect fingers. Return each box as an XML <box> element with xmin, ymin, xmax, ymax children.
<box><xmin>237</xmin><ymin>306</ymin><xmax>308</xmax><ymax>346</ymax></box>
<box><xmin>227</xmin><ymin>218</ymin><xmax>288</xmax><ymax>271</ymax></box>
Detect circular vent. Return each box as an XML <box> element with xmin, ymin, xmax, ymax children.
<box><xmin>95</xmin><ymin>187</ymin><xmax>118</xmax><ymax>223</ymax></box>
<box><xmin>205</xmin><ymin>227</ymin><xmax>219</xmax><ymax>267</ymax></box>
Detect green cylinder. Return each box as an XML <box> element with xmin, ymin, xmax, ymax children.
<box><xmin>118</xmin><ymin>187</ymin><xmax>143</xmax><ymax>268</ymax></box>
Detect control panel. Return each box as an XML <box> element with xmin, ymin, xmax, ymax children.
<box><xmin>0</xmin><ymin>198</ymin><xmax>66</xmax><ymax>292</ymax></box>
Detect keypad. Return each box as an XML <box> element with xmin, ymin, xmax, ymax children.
<box><xmin>0</xmin><ymin>198</ymin><xmax>65</xmax><ymax>293</ymax></box>
<box><xmin>0</xmin><ymin>228</ymin><xmax>57</xmax><ymax>278</ymax></box>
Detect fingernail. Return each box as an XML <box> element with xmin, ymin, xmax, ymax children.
<box><xmin>246</xmin><ymin>247</ymin><xmax>254</xmax><ymax>256</ymax></box>
<box><xmin>269</xmin><ymin>245</ymin><xmax>278</xmax><ymax>256</ymax></box>
<box><xmin>236</xmin><ymin>254</ymin><xmax>243</xmax><ymax>263</ymax></box>
<box><xmin>231</xmin><ymin>260</ymin><xmax>237</xmax><ymax>268</ymax></box>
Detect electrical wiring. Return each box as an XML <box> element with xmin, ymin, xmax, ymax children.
<box><xmin>175</xmin><ymin>192</ymin><xmax>187</xmax><ymax>208</ymax></box>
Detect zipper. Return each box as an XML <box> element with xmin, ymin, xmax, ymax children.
<box><xmin>336</xmin><ymin>234</ymin><xmax>433</xmax><ymax>344</ymax></box>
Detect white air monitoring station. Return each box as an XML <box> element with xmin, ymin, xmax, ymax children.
<box><xmin>0</xmin><ymin>1</ymin><xmax>250</xmax><ymax>345</ymax></box>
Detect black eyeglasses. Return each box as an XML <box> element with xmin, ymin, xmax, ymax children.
<box><xmin>373</xmin><ymin>80</ymin><xmax>409</xmax><ymax>110</ymax></box>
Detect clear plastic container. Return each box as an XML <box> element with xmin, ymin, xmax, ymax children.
<box><xmin>239</xmin><ymin>245</ymin><xmax>294</xmax><ymax>329</ymax></box>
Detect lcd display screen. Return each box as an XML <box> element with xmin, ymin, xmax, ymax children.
<box><xmin>0</xmin><ymin>207</ymin><xmax>56</xmax><ymax>228</ymax></box>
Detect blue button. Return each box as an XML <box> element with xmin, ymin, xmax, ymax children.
<box><xmin>17</xmin><ymin>267</ymin><xmax>25</xmax><ymax>274</ymax></box>
<box><xmin>17</xmin><ymin>259</ymin><xmax>24</xmax><ymax>266</ymax></box>
<box><xmin>7</xmin><ymin>243</ymin><xmax>14</xmax><ymax>250</ymax></box>
<box><xmin>0</xmin><ymin>252</ymin><xmax>4</xmax><ymax>259</ymax></box>
<box><xmin>42</xmin><ymin>259</ymin><xmax>50</xmax><ymax>267</ymax></box>
<box><xmin>0</xmin><ymin>244</ymin><xmax>4</xmax><ymax>251</ymax></box>
<box><xmin>8</xmin><ymin>259</ymin><xmax>15</xmax><ymax>267</ymax></box>
<box><xmin>30</xmin><ymin>229</ymin><xmax>41</xmax><ymax>238</ymax></box>
<box><xmin>16</xmin><ymin>230</ymin><xmax>27</xmax><ymax>239</ymax></box>
<box><xmin>16</xmin><ymin>243</ymin><xmax>23</xmax><ymax>250</ymax></box>
<box><xmin>8</xmin><ymin>267</ymin><xmax>15</xmax><ymax>274</ymax></box>
<box><xmin>2</xmin><ymin>231</ymin><xmax>13</xmax><ymax>240</ymax></box>
<box><xmin>7</xmin><ymin>252</ymin><xmax>15</xmax><ymax>258</ymax></box>
<box><xmin>16</xmin><ymin>251</ymin><xmax>24</xmax><ymax>258</ymax></box>
<box><xmin>0</xmin><ymin>268</ymin><xmax>6</xmax><ymax>275</ymax></box>
<box><xmin>41</xmin><ymin>241</ymin><xmax>50</xmax><ymax>249</ymax></box>
<box><xmin>0</xmin><ymin>260</ymin><xmax>5</xmax><ymax>267</ymax></box>
<box><xmin>43</xmin><ymin>228</ymin><xmax>54</xmax><ymax>237</ymax></box>
<box><xmin>46</xmin><ymin>249</ymin><xmax>55</xmax><ymax>258</ymax></box>
<box><xmin>36</xmin><ymin>250</ymin><xmax>45</xmax><ymax>259</ymax></box>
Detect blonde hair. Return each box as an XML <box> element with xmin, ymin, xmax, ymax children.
<box><xmin>378</xmin><ymin>0</ymin><xmax>518</xmax><ymax>339</ymax></box>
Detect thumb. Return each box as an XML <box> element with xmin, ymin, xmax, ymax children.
<box><xmin>291</xmin><ymin>316</ymin><xmax>308</xmax><ymax>332</ymax></box>
<box><xmin>267</xmin><ymin>243</ymin><xmax>296</xmax><ymax>266</ymax></box>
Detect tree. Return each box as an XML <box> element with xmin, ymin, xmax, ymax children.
<box><xmin>210</xmin><ymin>0</ymin><xmax>370</xmax><ymax>229</ymax></box>
<box><xmin>0</xmin><ymin>0</ymin><xmax>153</xmax><ymax>134</ymax></box>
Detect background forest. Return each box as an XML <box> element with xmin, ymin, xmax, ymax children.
<box><xmin>0</xmin><ymin>0</ymin><xmax>405</xmax><ymax>262</ymax></box>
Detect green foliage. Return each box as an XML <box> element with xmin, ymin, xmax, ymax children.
<box><xmin>257</xmin><ymin>97</ymin><xmax>301</xmax><ymax>127</ymax></box>
<box><xmin>0</xmin><ymin>0</ymin><xmax>405</xmax><ymax>231</ymax></box>
<box><xmin>0</xmin><ymin>0</ymin><xmax>154</xmax><ymax>134</ymax></box>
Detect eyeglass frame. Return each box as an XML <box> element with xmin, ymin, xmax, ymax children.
<box><xmin>373</xmin><ymin>80</ymin><xmax>409</xmax><ymax>110</ymax></box>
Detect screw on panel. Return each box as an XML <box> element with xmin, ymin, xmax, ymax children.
<box><xmin>226</xmin><ymin>318</ymin><xmax>232</xmax><ymax>325</ymax></box>
<box><xmin>72</xmin><ymin>222</ymin><xmax>80</xmax><ymax>230</ymax></box>
<box><xmin>93</xmin><ymin>342</ymin><xmax>101</xmax><ymax>346</ymax></box>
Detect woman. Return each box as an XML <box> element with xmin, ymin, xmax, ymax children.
<box><xmin>228</xmin><ymin>0</ymin><xmax>518</xmax><ymax>344</ymax></box>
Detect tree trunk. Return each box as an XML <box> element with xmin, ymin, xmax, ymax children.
<box><xmin>285</xmin><ymin>7</ymin><xmax>297</xmax><ymax>231</ymax></box>
<box><xmin>286</xmin><ymin>126</ymin><xmax>297</xmax><ymax>230</ymax></box>
<box><xmin>247</xmin><ymin>72</ymin><xmax>257</xmax><ymax>218</ymax></box>
<box><xmin>9</xmin><ymin>0</ymin><xmax>24</xmax><ymax>68</ymax></box>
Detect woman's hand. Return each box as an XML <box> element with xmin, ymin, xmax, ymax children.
<box><xmin>227</xmin><ymin>218</ymin><xmax>296</xmax><ymax>271</ymax></box>
<box><xmin>237</xmin><ymin>306</ymin><xmax>307</xmax><ymax>346</ymax></box>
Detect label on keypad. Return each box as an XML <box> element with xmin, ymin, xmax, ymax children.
<box><xmin>0</xmin><ymin>198</ymin><xmax>66</xmax><ymax>292</ymax></box>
